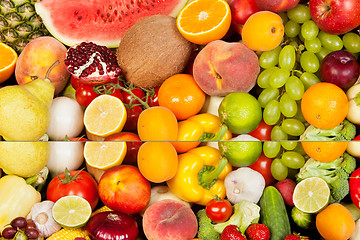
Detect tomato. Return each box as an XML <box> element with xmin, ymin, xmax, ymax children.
<box><xmin>123</xmin><ymin>88</ymin><xmax>146</xmax><ymax>106</ymax></box>
<box><xmin>107</xmin><ymin>88</ymin><xmax>124</xmax><ymax>102</ymax></box>
<box><xmin>248</xmin><ymin>119</ymin><xmax>273</xmax><ymax>141</ymax></box>
<box><xmin>75</xmin><ymin>85</ymin><xmax>99</xmax><ymax>107</ymax></box>
<box><xmin>248</xmin><ymin>153</ymin><xmax>275</xmax><ymax>186</ymax></box>
<box><xmin>123</xmin><ymin>105</ymin><xmax>143</xmax><ymax>132</ymax></box>
<box><xmin>145</xmin><ymin>87</ymin><xmax>160</xmax><ymax>107</ymax></box>
<box><xmin>47</xmin><ymin>169</ymin><xmax>99</xmax><ymax>210</ymax></box>
<box><xmin>349</xmin><ymin>168</ymin><xmax>360</xmax><ymax>210</ymax></box>
<box><xmin>105</xmin><ymin>132</ymin><xmax>142</xmax><ymax>165</ymax></box>
<box><xmin>205</xmin><ymin>198</ymin><xmax>233</xmax><ymax>223</ymax></box>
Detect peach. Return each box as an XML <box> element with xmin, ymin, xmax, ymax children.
<box><xmin>255</xmin><ymin>0</ymin><xmax>300</xmax><ymax>12</ymax></box>
<box><xmin>193</xmin><ymin>40</ymin><xmax>260</xmax><ymax>96</ymax></box>
<box><xmin>142</xmin><ymin>199</ymin><xmax>198</xmax><ymax>240</ymax></box>
<box><xmin>15</xmin><ymin>36</ymin><xmax>70</xmax><ymax>95</ymax></box>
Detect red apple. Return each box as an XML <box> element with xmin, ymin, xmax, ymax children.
<box><xmin>319</xmin><ymin>50</ymin><xmax>360</xmax><ymax>90</ymax></box>
<box><xmin>227</xmin><ymin>0</ymin><xmax>261</xmax><ymax>34</ymax></box>
<box><xmin>255</xmin><ymin>0</ymin><xmax>300</xmax><ymax>12</ymax></box>
<box><xmin>98</xmin><ymin>165</ymin><xmax>151</xmax><ymax>214</ymax></box>
<box><xmin>104</xmin><ymin>132</ymin><xmax>142</xmax><ymax>165</ymax></box>
<box><xmin>309</xmin><ymin>0</ymin><xmax>360</xmax><ymax>35</ymax></box>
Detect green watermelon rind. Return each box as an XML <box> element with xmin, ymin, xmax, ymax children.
<box><xmin>35</xmin><ymin>0</ymin><xmax>189</xmax><ymax>48</ymax></box>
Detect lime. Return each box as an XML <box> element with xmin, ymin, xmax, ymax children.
<box><xmin>218</xmin><ymin>135</ymin><xmax>262</xmax><ymax>167</ymax></box>
<box><xmin>52</xmin><ymin>195</ymin><xmax>92</xmax><ymax>228</ymax></box>
<box><xmin>291</xmin><ymin>206</ymin><xmax>314</xmax><ymax>229</ymax></box>
<box><xmin>293</xmin><ymin>177</ymin><xmax>330</xmax><ymax>214</ymax></box>
<box><xmin>218</xmin><ymin>92</ymin><xmax>262</xmax><ymax>134</ymax></box>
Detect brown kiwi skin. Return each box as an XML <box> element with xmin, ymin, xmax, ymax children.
<box><xmin>116</xmin><ymin>15</ymin><xmax>195</xmax><ymax>89</ymax></box>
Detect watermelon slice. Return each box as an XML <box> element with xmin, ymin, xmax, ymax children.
<box><xmin>35</xmin><ymin>0</ymin><xmax>188</xmax><ymax>48</ymax></box>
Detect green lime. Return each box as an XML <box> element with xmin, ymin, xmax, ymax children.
<box><xmin>52</xmin><ymin>195</ymin><xmax>92</xmax><ymax>228</ymax></box>
<box><xmin>291</xmin><ymin>206</ymin><xmax>314</xmax><ymax>229</ymax></box>
<box><xmin>293</xmin><ymin>177</ymin><xmax>330</xmax><ymax>214</ymax></box>
<box><xmin>218</xmin><ymin>92</ymin><xmax>262</xmax><ymax>134</ymax></box>
<box><xmin>218</xmin><ymin>137</ymin><xmax>262</xmax><ymax>167</ymax></box>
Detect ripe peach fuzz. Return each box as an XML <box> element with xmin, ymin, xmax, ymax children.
<box><xmin>15</xmin><ymin>36</ymin><xmax>70</xmax><ymax>95</ymax></box>
<box><xmin>193</xmin><ymin>40</ymin><xmax>260</xmax><ymax>96</ymax></box>
<box><xmin>142</xmin><ymin>199</ymin><xmax>198</xmax><ymax>240</ymax></box>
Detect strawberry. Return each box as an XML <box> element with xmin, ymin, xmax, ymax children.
<box><xmin>245</xmin><ymin>223</ymin><xmax>270</xmax><ymax>240</ymax></box>
<box><xmin>285</xmin><ymin>234</ymin><xmax>301</xmax><ymax>240</ymax></box>
<box><xmin>220</xmin><ymin>225</ymin><xmax>247</xmax><ymax>240</ymax></box>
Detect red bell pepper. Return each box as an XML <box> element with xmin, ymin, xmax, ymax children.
<box><xmin>349</xmin><ymin>168</ymin><xmax>360</xmax><ymax>209</ymax></box>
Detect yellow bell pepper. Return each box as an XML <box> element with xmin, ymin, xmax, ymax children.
<box><xmin>0</xmin><ymin>175</ymin><xmax>41</xmax><ymax>231</ymax></box>
<box><xmin>166</xmin><ymin>146</ymin><xmax>232</xmax><ymax>206</ymax></box>
<box><xmin>172</xmin><ymin>113</ymin><xmax>233</xmax><ymax>153</ymax></box>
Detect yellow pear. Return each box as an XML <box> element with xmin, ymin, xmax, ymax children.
<box><xmin>0</xmin><ymin>62</ymin><xmax>56</xmax><ymax>141</ymax></box>
<box><xmin>0</xmin><ymin>142</ymin><xmax>49</xmax><ymax>178</ymax></box>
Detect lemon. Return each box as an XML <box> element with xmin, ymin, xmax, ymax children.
<box><xmin>84</xmin><ymin>141</ymin><xmax>127</xmax><ymax>170</ymax></box>
<box><xmin>52</xmin><ymin>195</ymin><xmax>92</xmax><ymax>228</ymax></box>
<box><xmin>84</xmin><ymin>94</ymin><xmax>127</xmax><ymax>137</ymax></box>
<box><xmin>218</xmin><ymin>92</ymin><xmax>262</xmax><ymax>134</ymax></box>
<box><xmin>293</xmin><ymin>177</ymin><xmax>330</xmax><ymax>214</ymax></box>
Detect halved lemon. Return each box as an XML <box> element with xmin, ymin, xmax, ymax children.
<box><xmin>293</xmin><ymin>177</ymin><xmax>330</xmax><ymax>214</ymax></box>
<box><xmin>52</xmin><ymin>195</ymin><xmax>92</xmax><ymax>228</ymax></box>
<box><xmin>84</xmin><ymin>94</ymin><xmax>127</xmax><ymax>137</ymax></box>
<box><xmin>176</xmin><ymin>0</ymin><xmax>231</xmax><ymax>45</ymax></box>
<box><xmin>84</xmin><ymin>141</ymin><xmax>127</xmax><ymax>170</ymax></box>
<box><xmin>0</xmin><ymin>43</ymin><xmax>17</xmax><ymax>84</ymax></box>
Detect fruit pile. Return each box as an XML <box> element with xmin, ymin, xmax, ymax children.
<box><xmin>1</xmin><ymin>0</ymin><xmax>360</xmax><ymax>239</ymax></box>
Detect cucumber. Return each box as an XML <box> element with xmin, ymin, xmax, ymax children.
<box><xmin>259</xmin><ymin>186</ymin><xmax>291</xmax><ymax>240</ymax></box>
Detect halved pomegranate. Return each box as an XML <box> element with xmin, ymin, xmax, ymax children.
<box><xmin>64</xmin><ymin>42</ymin><xmax>122</xmax><ymax>85</ymax></box>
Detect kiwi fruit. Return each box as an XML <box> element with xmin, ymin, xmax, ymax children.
<box><xmin>116</xmin><ymin>15</ymin><xmax>194</xmax><ymax>89</ymax></box>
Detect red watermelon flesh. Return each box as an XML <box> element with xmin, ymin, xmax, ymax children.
<box><xmin>35</xmin><ymin>0</ymin><xmax>188</xmax><ymax>48</ymax></box>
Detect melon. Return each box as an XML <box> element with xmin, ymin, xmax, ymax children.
<box><xmin>35</xmin><ymin>0</ymin><xmax>188</xmax><ymax>48</ymax></box>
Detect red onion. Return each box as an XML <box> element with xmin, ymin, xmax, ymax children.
<box><xmin>86</xmin><ymin>211</ymin><xmax>138</xmax><ymax>240</ymax></box>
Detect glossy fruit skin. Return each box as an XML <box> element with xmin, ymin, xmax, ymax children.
<box><xmin>123</xmin><ymin>105</ymin><xmax>143</xmax><ymax>132</ymax></box>
<box><xmin>75</xmin><ymin>85</ymin><xmax>99</xmax><ymax>107</ymax></box>
<box><xmin>248</xmin><ymin>153</ymin><xmax>275</xmax><ymax>186</ymax></box>
<box><xmin>228</xmin><ymin>0</ymin><xmax>261</xmax><ymax>25</ymax></box>
<box><xmin>46</xmin><ymin>170</ymin><xmax>99</xmax><ymax>210</ymax></box>
<box><xmin>349</xmin><ymin>168</ymin><xmax>360</xmax><ymax>210</ymax></box>
<box><xmin>98</xmin><ymin>165</ymin><xmax>151</xmax><ymax>214</ymax></box>
<box><xmin>245</xmin><ymin>223</ymin><xmax>270</xmax><ymax>240</ymax></box>
<box><xmin>70</xmin><ymin>75</ymin><xmax>84</xmax><ymax>90</ymax></box>
<box><xmin>309</xmin><ymin>0</ymin><xmax>360</xmax><ymax>35</ymax></box>
<box><xmin>319</xmin><ymin>50</ymin><xmax>360</xmax><ymax>90</ymax></box>
<box><xmin>205</xmin><ymin>198</ymin><xmax>233</xmax><ymax>223</ymax></box>
<box><xmin>123</xmin><ymin>88</ymin><xmax>145</xmax><ymax>105</ymax></box>
<box><xmin>145</xmin><ymin>87</ymin><xmax>160</xmax><ymax>107</ymax></box>
<box><xmin>248</xmin><ymin>119</ymin><xmax>273</xmax><ymax>141</ymax></box>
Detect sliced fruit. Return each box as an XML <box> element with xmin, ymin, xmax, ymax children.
<box><xmin>84</xmin><ymin>141</ymin><xmax>127</xmax><ymax>170</ymax></box>
<box><xmin>35</xmin><ymin>0</ymin><xmax>188</xmax><ymax>47</ymax></box>
<box><xmin>0</xmin><ymin>43</ymin><xmax>17</xmax><ymax>84</ymax></box>
<box><xmin>52</xmin><ymin>195</ymin><xmax>92</xmax><ymax>228</ymax></box>
<box><xmin>176</xmin><ymin>0</ymin><xmax>231</xmax><ymax>45</ymax></box>
<box><xmin>84</xmin><ymin>94</ymin><xmax>127</xmax><ymax>137</ymax></box>
<box><xmin>293</xmin><ymin>177</ymin><xmax>330</xmax><ymax>214</ymax></box>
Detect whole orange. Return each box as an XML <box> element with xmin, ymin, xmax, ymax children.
<box><xmin>301</xmin><ymin>82</ymin><xmax>348</xmax><ymax>129</ymax></box>
<box><xmin>316</xmin><ymin>203</ymin><xmax>355</xmax><ymax>240</ymax></box>
<box><xmin>301</xmin><ymin>141</ymin><xmax>348</xmax><ymax>162</ymax></box>
<box><xmin>137</xmin><ymin>142</ymin><xmax>178</xmax><ymax>183</ymax></box>
<box><xmin>158</xmin><ymin>74</ymin><xmax>206</xmax><ymax>120</ymax></box>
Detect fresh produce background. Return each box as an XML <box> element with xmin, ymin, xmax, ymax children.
<box><xmin>1</xmin><ymin>0</ymin><xmax>360</xmax><ymax>239</ymax></box>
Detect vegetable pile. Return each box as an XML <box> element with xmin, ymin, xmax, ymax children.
<box><xmin>1</xmin><ymin>0</ymin><xmax>360</xmax><ymax>239</ymax></box>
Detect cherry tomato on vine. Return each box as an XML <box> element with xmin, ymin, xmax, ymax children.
<box><xmin>75</xmin><ymin>85</ymin><xmax>99</xmax><ymax>107</ymax></box>
<box><xmin>104</xmin><ymin>86</ymin><xmax>124</xmax><ymax>102</ymax></box>
<box><xmin>248</xmin><ymin>153</ymin><xmax>275</xmax><ymax>186</ymax></box>
<box><xmin>145</xmin><ymin>87</ymin><xmax>160</xmax><ymax>107</ymax></box>
<box><xmin>248</xmin><ymin>119</ymin><xmax>273</xmax><ymax>141</ymax></box>
<box><xmin>46</xmin><ymin>169</ymin><xmax>99</xmax><ymax>210</ymax></box>
<box><xmin>123</xmin><ymin>88</ymin><xmax>146</xmax><ymax>105</ymax></box>
<box><xmin>123</xmin><ymin>105</ymin><xmax>143</xmax><ymax>132</ymax></box>
<box><xmin>205</xmin><ymin>198</ymin><xmax>233</xmax><ymax>223</ymax></box>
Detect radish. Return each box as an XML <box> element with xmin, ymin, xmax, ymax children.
<box><xmin>275</xmin><ymin>178</ymin><xmax>296</xmax><ymax>206</ymax></box>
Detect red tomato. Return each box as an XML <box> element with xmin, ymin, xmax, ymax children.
<box><xmin>123</xmin><ymin>88</ymin><xmax>146</xmax><ymax>106</ymax></box>
<box><xmin>75</xmin><ymin>85</ymin><xmax>99</xmax><ymax>107</ymax></box>
<box><xmin>47</xmin><ymin>169</ymin><xmax>99</xmax><ymax>210</ymax></box>
<box><xmin>105</xmin><ymin>132</ymin><xmax>142</xmax><ymax>165</ymax></box>
<box><xmin>248</xmin><ymin>153</ymin><xmax>275</xmax><ymax>186</ymax></box>
<box><xmin>349</xmin><ymin>168</ymin><xmax>360</xmax><ymax>209</ymax></box>
<box><xmin>145</xmin><ymin>87</ymin><xmax>160</xmax><ymax>107</ymax></box>
<box><xmin>123</xmin><ymin>105</ymin><xmax>143</xmax><ymax>132</ymax></box>
<box><xmin>248</xmin><ymin>119</ymin><xmax>273</xmax><ymax>141</ymax></box>
<box><xmin>106</xmin><ymin>87</ymin><xmax>124</xmax><ymax>102</ymax></box>
<box><xmin>205</xmin><ymin>198</ymin><xmax>233</xmax><ymax>223</ymax></box>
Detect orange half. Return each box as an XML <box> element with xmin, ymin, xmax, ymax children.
<box><xmin>176</xmin><ymin>0</ymin><xmax>231</xmax><ymax>45</ymax></box>
<box><xmin>0</xmin><ymin>43</ymin><xmax>17</xmax><ymax>84</ymax></box>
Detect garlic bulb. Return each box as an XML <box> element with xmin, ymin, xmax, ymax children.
<box><xmin>27</xmin><ymin>200</ymin><xmax>61</xmax><ymax>238</ymax></box>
